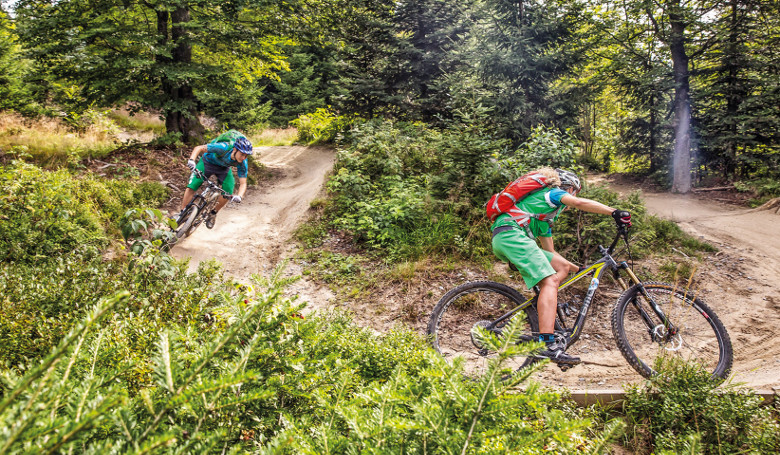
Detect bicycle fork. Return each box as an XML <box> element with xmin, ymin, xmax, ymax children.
<box><xmin>617</xmin><ymin>265</ymin><xmax>679</xmax><ymax>342</ymax></box>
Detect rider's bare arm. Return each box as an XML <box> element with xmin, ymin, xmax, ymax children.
<box><xmin>560</xmin><ymin>193</ymin><xmax>615</xmax><ymax>216</ymax></box>
<box><xmin>189</xmin><ymin>144</ymin><xmax>208</xmax><ymax>161</ymax></box>
<box><xmin>236</xmin><ymin>177</ymin><xmax>248</xmax><ymax>199</ymax></box>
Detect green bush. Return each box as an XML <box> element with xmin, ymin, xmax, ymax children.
<box><xmin>292</xmin><ymin>107</ymin><xmax>355</xmax><ymax>145</ymax></box>
<box><xmin>0</xmin><ymin>246</ymin><xmax>225</xmax><ymax>377</ymax></box>
<box><xmin>325</xmin><ymin>119</ymin><xmax>506</xmax><ymax>261</ymax></box>
<box><xmin>0</xmin><ymin>279</ymin><xmax>621</xmax><ymax>453</ymax></box>
<box><xmin>500</xmin><ymin>125</ymin><xmax>580</xmax><ymax>172</ymax></box>
<box><xmin>0</xmin><ymin>163</ymin><xmax>170</xmax><ymax>263</ymax></box>
<box><xmin>622</xmin><ymin>357</ymin><xmax>780</xmax><ymax>454</ymax></box>
<box><xmin>0</xmin><ymin>162</ymin><xmax>107</xmax><ymax>262</ymax></box>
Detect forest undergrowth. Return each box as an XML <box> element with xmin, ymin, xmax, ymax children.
<box><xmin>0</xmin><ymin>115</ymin><xmax>778</xmax><ymax>453</ymax></box>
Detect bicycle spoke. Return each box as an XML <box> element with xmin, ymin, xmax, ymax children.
<box><xmin>428</xmin><ymin>282</ymin><xmax>538</xmax><ymax>377</ymax></box>
<box><xmin>613</xmin><ymin>282</ymin><xmax>732</xmax><ymax>379</ymax></box>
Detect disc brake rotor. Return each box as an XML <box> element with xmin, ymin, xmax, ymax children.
<box><xmin>652</xmin><ymin>324</ymin><xmax>683</xmax><ymax>351</ymax></box>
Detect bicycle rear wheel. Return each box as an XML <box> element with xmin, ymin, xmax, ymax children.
<box><xmin>427</xmin><ymin>281</ymin><xmax>539</xmax><ymax>377</ymax></box>
<box><xmin>612</xmin><ymin>282</ymin><xmax>733</xmax><ymax>380</ymax></box>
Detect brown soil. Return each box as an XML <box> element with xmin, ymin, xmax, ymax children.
<box><xmin>164</xmin><ymin>148</ymin><xmax>780</xmax><ymax>393</ymax></box>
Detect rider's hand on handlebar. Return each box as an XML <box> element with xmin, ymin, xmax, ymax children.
<box><xmin>231</xmin><ymin>195</ymin><xmax>242</xmax><ymax>203</ymax></box>
<box><xmin>612</xmin><ymin>209</ymin><xmax>632</xmax><ymax>227</ymax></box>
<box><xmin>187</xmin><ymin>159</ymin><xmax>196</xmax><ymax>170</ymax></box>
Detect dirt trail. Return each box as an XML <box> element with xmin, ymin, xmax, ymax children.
<box><xmin>171</xmin><ymin>146</ymin><xmax>336</xmax><ymax>302</ymax></box>
<box><xmin>170</xmin><ymin>149</ymin><xmax>779</xmax><ymax>391</ymax></box>
<box><xmin>600</xmin><ymin>182</ymin><xmax>780</xmax><ymax>390</ymax></box>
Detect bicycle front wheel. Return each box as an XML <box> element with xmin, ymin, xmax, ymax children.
<box><xmin>427</xmin><ymin>281</ymin><xmax>539</xmax><ymax>377</ymax></box>
<box><xmin>175</xmin><ymin>204</ymin><xmax>200</xmax><ymax>239</ymax></box>
<box><xmin>612</xmin><ymin>282</ymin><xmax>733</xmax><ymax>380</ymax></box>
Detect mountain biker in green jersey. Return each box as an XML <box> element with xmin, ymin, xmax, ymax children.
<box><xmin>178</xmin><ymin>130</ymin><xmax>253</xmax><ymax>229</ymax></box>
<box><xmin>491</xmin><ymin>168</ymin><xmax>632</xmax><ymax>366</ymax></box>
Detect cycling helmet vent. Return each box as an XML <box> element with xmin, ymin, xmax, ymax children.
<box><xmin>555</xmin><ymin>168</ymin><xmax>581</xmax><ymax>192</ymax></box>
<box><xmin>234</xmin><ymin>137</ymin><xmax>253</xmax><ymax>155</ymax></box>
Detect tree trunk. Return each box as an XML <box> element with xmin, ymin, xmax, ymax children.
<box><xmin>159</xmin><ymin>5</ymin><xmax>204</xmax><ymax>144</ymax></box>
<box><xmin>724</xmin><ymin>0</ymin><xmax>740</xmax><ymax>178</ymax></box>
<box><xmin>669</xmin><ymin>11</ymin><xmax>692</xmax><ymax>193</ymax></box>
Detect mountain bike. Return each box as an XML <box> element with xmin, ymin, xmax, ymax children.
<box><xmin>166</xmin><ymin>168</ymin><xmax>230</xmax><ymax>248</ymax></box>
<box><xmin>427</xmin><ymin>225</ymin><xmax>733</xmax><ymax>380</ymax></box>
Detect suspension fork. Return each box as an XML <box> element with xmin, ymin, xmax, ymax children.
<box><xmin>617</xmin><ymin>262</ymin><xmax>677</xmax><ymax>338</ymax></box>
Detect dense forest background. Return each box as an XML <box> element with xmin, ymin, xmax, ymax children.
<box><xmin>1</xmin><ymin>1</ymin><xmax>780</xmax><ymax>453</ymax></box>
<box><xmin>2</xmin><ymin>0</ymin><xmax>778</xmax><ymax>191</ymax></box>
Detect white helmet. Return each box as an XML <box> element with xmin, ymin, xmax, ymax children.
<box><xmin>556</xmin><ymin>169</ymin><xmax>581</xmax><ymax>192</ymax></box>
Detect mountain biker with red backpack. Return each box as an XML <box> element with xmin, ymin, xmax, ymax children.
<box><xmin>178</xmin><ymin>130</ymin><xmax>253</xmax><ymax>229</ymax></box>
<box><xmin>489</xmin><ymin>167</ymin><xmax>632</xmax><ymax>365</ymax></box>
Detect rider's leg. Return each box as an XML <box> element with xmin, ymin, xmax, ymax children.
<box><xmin>549</xmin><ymin>253</ymin><xmax>578</xmax><ymax>286</ymax></box>
<box><xmin>180</xmin><ymin>188</ymin><xmax>196</xmax><ymax>210</ymax></box>
<box><xmin>213</xmin><ymin>169</ymin><xmax>236</xmax><ymax>213</ymax></box>
<box><xmin>181</xmin><ymin>161</ymin><xmax>206</xmax><ymax>211</ymax></box>
<box><xmin>536</xmin><ymin>274</ymin><xmax>561</xmax><ymax>334</ymax></box>
<box><xmin>536</xmin><ymin>273</ymin><xmax>581</xmax><ymax>365</ymax></box>
<box><xmin>214</xmin><ymin>196</ymin><xmax>229</xmax><ymax>211</ymax></box>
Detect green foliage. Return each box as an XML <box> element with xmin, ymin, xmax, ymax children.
<box><xmin>263</xmin><ymin>47</ymin><xmax>340</xmax><ymax>127</ymax></box>
<box><xmin>0</xmin><ymin>162</ymin><xmax>107</xmax><ymax>262</ymax></box>
<box><xmin>13</xmin><ymin>0</ymin><xmax>318</xmax><ymax>141</ymax></box>
<box><xmin>120</xmin><ymin>208</ymin><xmax>177</xmax><ymax>254</ymax></box>
<box><xmin>0</xmin><ymin>10</ymin><xmax>40</xmax><ymax>115</ymax></box>
<box><xmin>291</xmin><ymin>108</ymin><xmax>355</xmax><ymax>145</ymax></box>
<box><xmin>0</xmin><ymin>264</ymin><xmax>620</xmax><ymax>453</ymax></box>
<box><xmin>735</xmin><ymin>177</ymin><xmax>780</xmax><ymax>206</ymax></box>
<box><xmin>293</xmin><ymin>218</ymin><xmax>329</xmax><ymax>248</ymax></box>
<box><xmin>198</xmin><ymin>84</ymin><xmax>273</xmax><ymax>131</ymax></box>
<box><xmin>302</xmin><ymin>251</ymin><xmax>362</xmax><ymax>285</ymax></box>
<box><xmin>508</xmin><ymin>125</ymin><xmax>580</xmax><ymax>172</ymax></box>
<box><xmin>622</xmin><ymin>357</ymin><xmax>780</xmax><ymax>454</ymax></box>
<box><xmin>270</xmin><ymin>313</ymin><xmax>617</xmax><ymax>453</ymax></box>
<box><xmin>326</xmin><ymin>118</ymin><xmax>491</xmax><ymax>260</ymax></box>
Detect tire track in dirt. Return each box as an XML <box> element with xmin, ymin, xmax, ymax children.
<box><xmin>607</xmin><ymin>184</ymin><xmax>780</xmax><ymax>390</ymax></box>
<box><xmin>170</xmin><ymin>146</ymin><xmax>336</xmax><ymax>298</ymax></box>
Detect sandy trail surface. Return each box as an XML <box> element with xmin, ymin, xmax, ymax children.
<box><xmin>171</xmin><ymin>149</ymin><xmax>779</xmax><ymax>391</ymax></box>
<box><xmin>171</xmin><ymin>145</ymin><xmax>336</xmax><ymax>302</ymax></box>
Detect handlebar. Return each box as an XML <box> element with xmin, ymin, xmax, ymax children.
<box><xmin>191</xmin><ymin>167</ymin><xmax>230</xmax><ymax>197</ymax></box>
<box><xmin>600</xmin><ymin>224</ymin><xmax>630</xmax><ymax>257</ymax></box>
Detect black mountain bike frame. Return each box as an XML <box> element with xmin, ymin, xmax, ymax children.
<box><xmin>485</xmin><ymin>226</ymin><xmax>676</xmax><ymax>346</ymax></box>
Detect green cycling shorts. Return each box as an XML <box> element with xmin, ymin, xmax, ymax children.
<box><xmin>492</xmin><ymin>227</ymin><xmax>555</xmax><ymax>289</ymax></box>
<box><xmin>186</xmin><ymin>160</ymin><xmax>235</xmax><ymax>194</ymax></box>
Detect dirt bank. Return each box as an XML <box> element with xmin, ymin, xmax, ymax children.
<box><xmin>170</xmin><ymin>148</ymin><xmax>779</xmax><ymax>391</ymax></box>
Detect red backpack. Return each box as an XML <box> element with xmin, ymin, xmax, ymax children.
<box><xmin>485</xmin><ymin>171</ymin><xmax>559</xmax><ymax>226</ymax></box>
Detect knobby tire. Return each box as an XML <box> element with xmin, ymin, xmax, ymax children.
<box><xmin>611</xmin><ymin>281</ymin><xmax>733</xmax><ymax>380</ymax></box>
<box><xmin>427</xmin><ymin>281</ymin><xmax>540</xmax><ymax>377</ymax></box>
<box><xmin>175</xmin><ymin>204</ymin><xmax>200</xmax><ymax>239</ymax></box>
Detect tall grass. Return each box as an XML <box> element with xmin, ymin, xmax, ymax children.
<box><xmin>108</xmin><ymin>108</ymin><xmax>165</xmax><ymax>134</ymax></box>
<box><xmin>0</xmin><ymin>112</ymin><xmax>118</xmax><ymax>164</ymax></box>
<box><xmin>249</xmin><ymin>127</ymin><xmax>298</xmax><ymax>146</ymax></box>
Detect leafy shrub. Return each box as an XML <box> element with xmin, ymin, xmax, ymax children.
<box><xmin>292</xmin><ymin>107</ymin><xmax>355</xmax><ymax>145</ymax></box>
<box><xmin>302</xmin><ymin>250</ymin><xmax>363</xmax><ymax>284</ymax></box>
<box><xmin>735</xmin><ymin>177</ymin><xmax>780</xmax><ymax>206</ymax></box>
<box><xmin>622</xmin><ymin>357</ymin><xmax>780</xmax><ymax>454</ymax></box>
<box><xmin>0</xmin><ymin>246</ymin><xmax>223</xmax><ymax>375</ymax></box>
<box><xmin>500</xmin><ymin>124</ymin><xmax>580</xmax><ymax>172</ymax></box>
<box><xmin>326</xmin><ymin>119</ymin><xmax>505</xmax><ymax>261</ymax></box>
<box><xmin>0</xmin><ymin>162</ymin><xmax>107</xmax><ymax>262</ymax></box>
<box><xmin>0</xmin><ymin>276</ymin><xmax>621</xmax><ymax>453</ymax></box>
<box><xmin>120</xmin><ymin>208</ymin><xmax>176</xmax><ymax>254</ymax></box>
<box><xmin>0</xmin><ymin>162</ymin><xmax>170</xmax><ymax>263</ymax></box>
